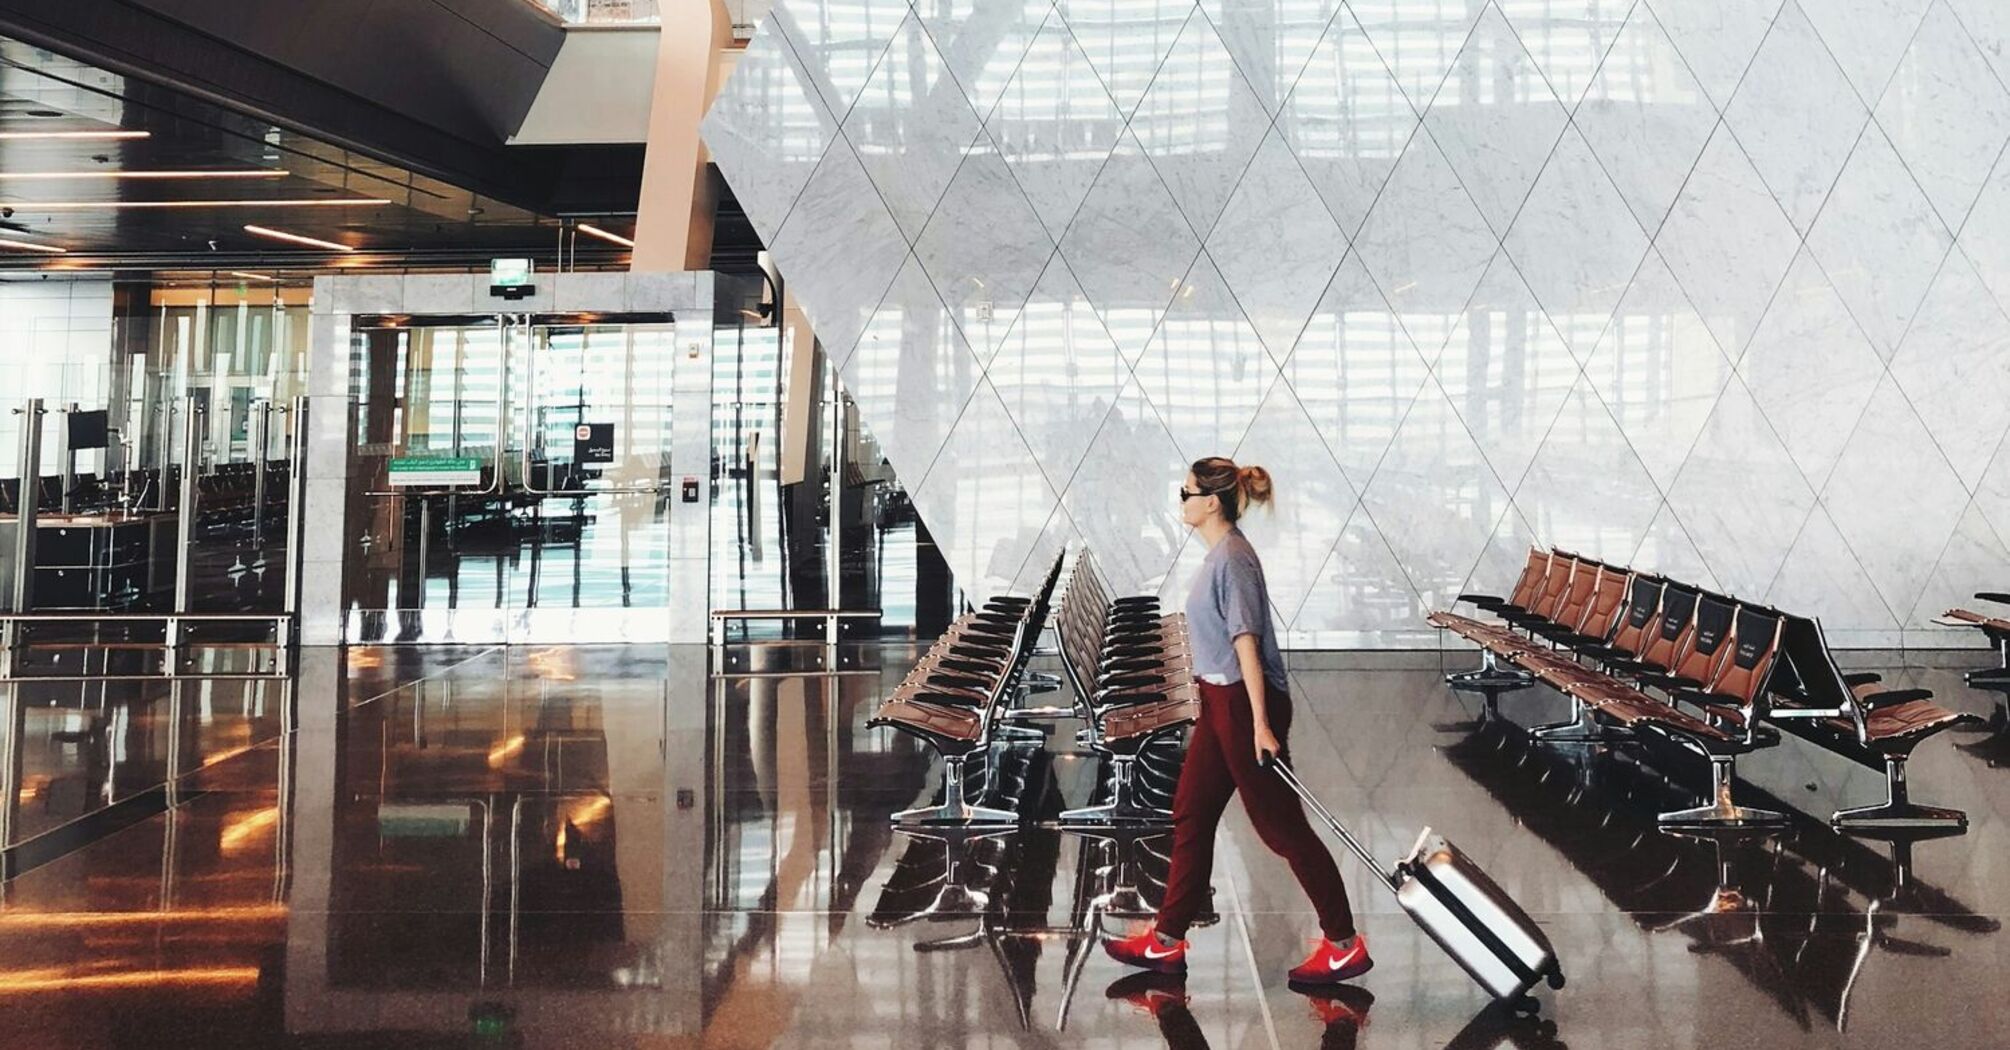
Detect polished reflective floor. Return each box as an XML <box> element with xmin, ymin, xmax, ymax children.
<box><xmin>2</xmin><ymin>645</ymin><xmax>2006</xmax><ymax>1048</ymax></box>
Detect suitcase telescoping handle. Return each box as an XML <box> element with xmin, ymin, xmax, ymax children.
<box><xmin>1262</xmin><ymin>755</ymin><xmax>1401</xmax><ymax>893</ymax></box>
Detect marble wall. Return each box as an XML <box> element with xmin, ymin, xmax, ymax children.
<box><xmin>704</xmin><ymin>0</ymin><xmax>2010</xmax><ymax>648</ymax></box>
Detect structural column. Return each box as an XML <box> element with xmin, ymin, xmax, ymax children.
<box><xmin>633</xmin><ymin>0</ymin><xmax>732</xmax><ymax>270</ymax></box>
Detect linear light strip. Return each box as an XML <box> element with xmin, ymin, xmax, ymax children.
<box><xmin>0</xmin><ymin>170</ymin><xmax>288</xmax><ymax>180</ymax></box>
<box><xmin>4</xmin><ymin>198</ymin><xmax>389</xmax><ymax>210</ymax></box>
<box><xmin>0</xmin><ymin>237</ymin><xmax>64</xmax><ymax>254</ymax></box>
<box><xmin>229</xmin><ymin>271</ymin><xmax>276</xmax><ymax>281</ymax></box>
<box><xmin>242</xmin><ymin>224</ymin><xmax>354</xmax><ymax>252</ymax></box>
<box><xmin>0</xmin><ymin>130</ymin><xmax>150</xmax><ymax>141</ymax></box>
<box><xmin>576</xmin><ymin>222</ymin><xmax>636</xmax><ymax>248</ymax></box>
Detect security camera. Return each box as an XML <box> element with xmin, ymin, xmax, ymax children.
<box><xmin>208</xmin><ymin>239</ymin><xmax>219</xmax><ymax>251</ymax></box>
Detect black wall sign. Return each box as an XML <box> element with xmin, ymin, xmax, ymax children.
<box><xmin>573</xmin><ymin>423</ymin><xmax>615</xmax><ymax>464</ymax></box>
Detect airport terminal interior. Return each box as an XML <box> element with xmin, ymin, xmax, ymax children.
<box><xmin>2</xmin><ymin>1</ymin><xmax>2009</xmax><ymax>1047</ymax></box>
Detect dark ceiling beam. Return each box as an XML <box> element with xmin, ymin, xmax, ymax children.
<box><xmin>0</xmin><ymin>0</ymin><xmax>609</xmax><ymax>212</ymax></box>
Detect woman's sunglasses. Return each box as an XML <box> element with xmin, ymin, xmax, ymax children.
<box><xmin>1179</xmin><ymin>486</ymin><xmax>1222</xmax><ymax>502</ymax></box>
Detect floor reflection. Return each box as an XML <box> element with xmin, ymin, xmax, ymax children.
<box><xmin>0</xmin><ymin>648</ymin><xmax>2002</xmax><ymax>1048</ymax></box>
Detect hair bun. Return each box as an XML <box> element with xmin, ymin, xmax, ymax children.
<box><xmin>1238</xmin><ymin>464</ymin><xmax>1274</xmax><ymax>507</ymax></box>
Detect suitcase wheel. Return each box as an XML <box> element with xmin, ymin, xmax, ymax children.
<box><xmin>1546</xmin><ymin>967</ymin><xmax>1566</xmax><ymax>990</ymax></box>
<box><xmin>1512</xmin><ymin>995</ymin><xmax>1541</xmax><ymax>1016</ymax></box>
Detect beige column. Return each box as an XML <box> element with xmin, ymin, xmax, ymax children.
<box><xmin>632</xmin><ymin>0</ymin><xmax>732</xmax><ymax>271</ymax></box>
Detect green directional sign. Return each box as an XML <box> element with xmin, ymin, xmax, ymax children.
<box><xmin>388</xmin><ymin>456</ymin><xmax>482</xmax><ymax>487</ymax></box>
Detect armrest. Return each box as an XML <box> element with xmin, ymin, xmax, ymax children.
<box><xmin>1842</xmin><ymin>671</ymin><xmax>1883</xmax><ymax>687</ymax></box>
<box><xmin>1975</xmin><ymin>591</ymin><xmax>2010</xmax><ymax>605</ymax></box>
<box><xmin>1859</xmin><ymin>688</ymin><xmax>1933</xmax><ymax>709</ymax></box>
<box><xmin>1639</xmin><ymin>672</ymin><xmax>1702</xmax><ymax>692</ymax></box>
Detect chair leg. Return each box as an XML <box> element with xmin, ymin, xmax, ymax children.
<box><xmin>893</xmin><ymin>752</ymin><xmax>1021</xmax><ymax>827</ymax></box>
<box><xmin>1832</xmin><ymin>757</ymin><xmax>1968</xmax><ymax>830</ymax></box>
<box><xmin>1447</xmin><ymin>658</ymin><xmax>1535</xmax><ymax>723</ymax></box>
<box><xmin>1531</xmin><ymin>696</ymin><xmax>1626</xmax><ymax>744</ymax></box>
<box><xmin>1659</xmin><ymin>754</ymin><xmax>1789</xmax><ymax>829</ymax></box>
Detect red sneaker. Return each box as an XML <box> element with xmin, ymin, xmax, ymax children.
<box><xmin>1300</xmin><ymin>985</ymin><xmax>1375</xmax><ymax>1027</ymax></box>
<box><xmin>1104</xmin><ymin>927</ymin><xmax>1189</xmax><ymax>974</ymax></box>
<box><xmin>1287</xmin><ymin>933</ymin><xmax>1373</xmax><ymax>986</ymax></box>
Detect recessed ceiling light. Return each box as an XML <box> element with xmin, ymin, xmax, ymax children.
<box><xmin>0</xmin><ymin>130</ymin><xmax>149</xmax><ymax>141</ymax></box>
<box><xmin>0</xmin><ymin>170</ymin><xmax>288</xmax><ymax>181</ymax></box>
<box><xmin>576</xmin><ymin>222</ymin><xmax>636</xmax><ymax>248</ymax></box>
<box><xmin>6</xmin><ymin>197</ymin><xmax>388</xmax><ymax>211</ymax></box>
<box><xmin>0</xmin><ymin>237</ymin><xmax>65</xmax><ymax>254</ymax></box>
<box><xmin>242</xmin><ymin>224</ymin><xmax>355</xmax><ymax>252</ymax></box>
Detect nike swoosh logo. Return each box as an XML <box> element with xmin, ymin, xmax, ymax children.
<box><xmin>1327</xmin><ymin>951</ymin><xmax>1359</xmax><ymax>971</ymax></box>
<box><xmin>1143</xmin><ymin>944</ymin><xmax>1180</xmax><ymax>960</ymax></box>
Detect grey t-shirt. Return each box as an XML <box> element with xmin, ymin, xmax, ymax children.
<box><xmin>1184</xmin><ymin>528</ymin><xmax>1289</xmax><ymax>692</ymax></box>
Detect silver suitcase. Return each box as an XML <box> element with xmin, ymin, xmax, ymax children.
<box><xmin>1269</xmin><ymin>758</ymin><xmax>1565</xmax><ymax>1006</ymax></box>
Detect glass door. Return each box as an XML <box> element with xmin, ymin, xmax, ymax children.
<box><xmin>348</xmin><ymin>316</ymin><xmax>677</xmax><ymax>644</ymax></box>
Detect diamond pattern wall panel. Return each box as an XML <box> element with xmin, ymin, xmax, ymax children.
<box><xmin>707</xmin><ymin>0</ymin><xmax>2010</xmax><ymax>647</ymax></box>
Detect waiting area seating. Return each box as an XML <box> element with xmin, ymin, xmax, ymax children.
<box><xmin>1431</xmin><ymin>549</ymin><xmax>1983</xmax><ymax>832</ymax></box>
<box><xmin>868</xmin><ymin>547</ymin><xmax>1198</xmax><ymax>831</ymax></box>
<box><xmin>1935</xmin><ymin>596</ymin><xmax>2010</xmax><ymax>690</ymax></box>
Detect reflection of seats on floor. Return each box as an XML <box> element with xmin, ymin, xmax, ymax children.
<box><xmin>1440</xmin><ymin>720</ymin><xmax>1995</xmax><ymax>1033</ymax></box>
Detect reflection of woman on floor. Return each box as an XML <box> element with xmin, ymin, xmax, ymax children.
<box><xmin>1105</xmin><ymin>456</ymin><xmax>1372</xmax><ymax>988</ymax></box>
<box><xmin>1106</xmin><ymin>973</ymin><xmax>1374</xmax><ymax>1049</ymax></box>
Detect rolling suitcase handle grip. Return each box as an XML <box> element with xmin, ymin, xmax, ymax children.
<box><xmin>1261</xmin><ymin>754</ymin><xmax>1401</xmax><ymax>893</ymax></box>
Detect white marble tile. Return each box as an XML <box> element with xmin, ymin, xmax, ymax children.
<box><xmin>1131</xmin><ymin>252</ymin><xmax>1281</xmax><ymax>460</ymax></box>
<box><xmin>1229</xmin><ymin>383</ymin><xmax>1362</xmax><ymax>626</ymax></box>
<box><xmin>1196</xmin><ymin>0</ymin><xmax>1342</xmax><ymax>113</ymax></box>
<box><xmin>1805</xmin><ymin>123</ymin><xmax>1954</xmax><ymax>357</ymax></box>
<box><xmin>1818</xmin><ymin>376</ymin><xmax>1969</xmax><ymax>617</ymax></box>
<box><xmin>1359</xmin><ymin>375</ymin><xmax>1516</xmax><ymax>612</ymax></box>
<box><xmin>912</xmin><ymin>145</ymin><xmax>1058</xmax><ymax>360</ymax></box>
<box><xmin>1579</xmin><ymin>249</ymin><xmax>1733</xmax><ymax>491</ymax></box>
<box><xmin>1347</xmin><ymin>0</ymin><xmax>1484</xmax><ymax>114</ymax></box>
<box><xmin>1651</xmin><ymin>125</ymin><xmax>1802</xmax><ymax>358</ymax></box>
<box><xmin>1421</xmin><ymin>4</ymin><xmax>1570</xmax><ymax>236</ymax></box>
<box><xmin>1572</xmin><ymin>4</ymin><xmax>1719</xmax><ymax>232</ymax></box>
<box><xmin>1736</xmin><ymin>250</ymin><xmax>1885</xmax><ymax>493</ymax></box>
<box><xmin>840</xmin><ymin>12</ymin><xmax>987</xmax><ymax>240</ymax></box>
<box><xmin>1510</xmin><ymin>377</ymin><xmax>1665</xmax><ymax>564</ymax></box>
<box><xmin>1053</xmin><ymin>0</ymin><xmax>1200</xmax><ymax>116</ymax></box>
<box><xmin>1948</xmin><ymin>0</ymin><xmax>2010</xmax><ymax>90</ymax></box>
<box><xmin>1886</xmin><ymin>250</ymin><xmax>2010</xmax><ymax>490</ymax></box>
<box><xmin>1905</xmin><ymin>499</ymin><xmax>2010</xmax><ymax>629</ymax></box>
<box><xmin>1764</xmin><ymin>504</ymin><xmax>1901</xmax><ymax>633</ymax></box>
<box><xmin>1274</xmin><ymin>6</ymin><xmax>1418</xmax><ymax>239</ymax></box>
<box><xmin>1351</xmin><ymin>127</ymin><xmax>1498</xmax><ymax>329</ymax></box>
<box><xmin>1284</xmin><ymin>251</ymin><xmax>1433</xmax><ymax>482</ymax></box>
<box><xmin>1292</xmin><ymin>503</ymin><xmax>1429</xmax><ymax>636</ymax></box>
<box><xmin>987</xmin><ymin>255</ymin><xmax>1129</xmax><ymax>490</ymax></box>
<box><xmin>1501</xmin><ymin>125</ymin><xmax>1651</xmax><ymax>357</ymax></box>
<box><xmin>1664</xmin><ymin>377</ymin><xmax>1818</xmax><ymax>597</ymax></box>
<box><xmin>837</xmin><ymin>254</ymin><xmax>985</xmax><ymax>485</ymax></box>
<box><xmin>912</xmin><ymin>379</ymin><xmax>1062</xmax><ymax>602</ymax></box>
<box><xmin>1721</xmin><ymin>1</ymin><xmax>1869</xmax><ymax>234</ymax></box>
<box><xmin>1643</xmin><ymin>0</ymin><xmax>1780</xmax><ymax>112</ymax></box>
<box><xmin>1496</xmin><ymin>0</ymin><xmax>1634</xmax><ymax>110</ymax></box>
<box><xmin>1630</xmin><ymin>502</ymin><xmax>1721</xmax><ymax>590</ymax></box>
<box><xmin>1130</xmin><ymin>11</ymin><xmax>1272</xmax><ymax>237</ymax></box>
<box><xmin>702</xmin><ymin>12</ymin><xmax>840</xmax><ymax>247</ymax></box>
<box><xmin>1960</xmin><ymin>157</ymin><xmax>2010</xmax><ymax>315</ymax></box>
<box><xmin>1873</xmin><ymin>0</ymin><xmax>2010</xmax><ymax>230</ymax></box>
<box><xmin>1965</xmin><ymin>436</ymin><xmax>2010</xmax><ymax>577</ymax></box>
<box><xmin>1432</xmin><ymin>253</ymin><xmax>1580</xmax><ymax>492</ymax></box>
<box><xmin>1060</xmin><ymin>379</ymin><xmax>1191</xmax><ymax>595</ymax></box>
<box><xmin>912</xmin><ymin>0</ymin><xmax>1053</xmax><ymax>119</ymax></box>
<box><xmin>984</xmin><ymin>16</ymin><xmax>1127</xmax><ymax>242</ymax></box>
<box><xmin>1204</xmin><ymin>126</ymin><xmax>1347</xmax><ymax>362</ymax></box>
<box><xmin>1461</xmin><ymin>505</ymin><xmax>1546</xmax><ymax>601</ymax></box>
<box><xmin>1797</xmin><ymin>0</ymin><xmax>1934</xmax><ymax>105</ymax></box>
<box><xmin>769</xmin><ymin>140</ymin><xmax>912</xmax><ymax>359</ymax></box>
<box><xmin>770</xmin><ymin>0</ymin><xmax>915</xmax><ymax>118</ymax></box>
<box><xmin>1055</xmin><ymin>130</ymin><xmax>1204</xmax><ymax>361</ymax></box>
<box><xmin>1010</xmin><ymin>501</ymin><xmax>1084</xmax><ymax>594</ymax></box>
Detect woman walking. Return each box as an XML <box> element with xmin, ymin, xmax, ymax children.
<box><xmin>1104</xmin><ymin>456</ymin><xmax>1371</xmax><ymax>987</ymax></box>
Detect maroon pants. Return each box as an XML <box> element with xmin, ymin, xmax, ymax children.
<box><xmin>1156</xmin><ymin>680</ymin><xmax>1356</xmax><ymax>942</ymax></box>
